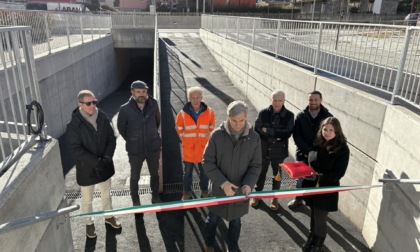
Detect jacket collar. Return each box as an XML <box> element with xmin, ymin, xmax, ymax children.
<box><xmin>128</xmin><ymin>95</ymin><xmax>153</xmax><ymax>107</ymax></box>
<box><xmin>268</xmin><ymin>105</ymin><xmax>287</xmax><ymax>117</ymax></box>
<box><xmin>222</xmin><ymin>120</ymin><xmax>252</xmax><ymax>137</ymax></box>
<box><xmin>303</xmin><ymin>104</ymin><xmax>329</xmax><ymax>117</ymax></box>
<box><xmin>182</xmin><ymin>102</ymin><xmax>208</xmax><ymax>113</ymax></box>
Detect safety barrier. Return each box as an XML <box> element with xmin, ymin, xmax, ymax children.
<box><xmin>0</xmin><ymin>26</ymin><xmax>46</xmax><ymax>174</ymax></box>
<box><xmin>0</xmin><ymin>10</ymin><xmax>111</xmax><ymax>58</ymax></box>
<box><xmin>202</xmin><ymin>15</ymin><xmax>420</xmax><ymax>110</ymax></box>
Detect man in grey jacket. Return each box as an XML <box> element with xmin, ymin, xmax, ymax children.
<box><xmin>202</xmin><ymin>101</ymin><xmax>262</xmax><ymax>252</ymax></box>
<box><xmin>117</xmin><ymin>80</ymin><xmax>162</xmax><ymax>206</ymax></box>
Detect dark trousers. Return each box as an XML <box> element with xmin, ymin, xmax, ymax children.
<box><xmin>204</xmin><ymin>212</ymin><xmax>242</xmax><ymax>251</ymax></box>
<box><xmin>255</xmin><ymin>157</ymin><xmax>284</xmax><ymax>191</ymax></box>
<box><xmin>128</xmin><ymin>149</ymin><xmax>160</xmax><ymax>204</ymax></box>
<box><xmin>295</xmin><ymin>155</ymin><xmax>307</xmax><ymax>200</ymax></box>
<box><xmin>183</xmin><ymin>161</ymin><xmax>209</xmax><ymax>193</ymax></box>
<box><xmin>310</xmin><ymin>206</ymin><xmax>328</xmax><ymax>238</ymax></box>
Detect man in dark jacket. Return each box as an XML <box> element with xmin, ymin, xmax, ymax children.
<box><xmin>67</xmin><ymin>90</ymin><xmax>121</xmax><ymax>239</ymax></box>
<box><xmin>117</xmin><ymin>80</ymin><xmax>162</xmax><ymax>206</ymax></box>
<box><xmin>203</xmin><ymin>101</ymin><xmax>262</xmax><ymax>252</ymax></box>
<box><xmin>288</xmin><ymin>90</ymin><xmax>333</xmax><ymax>209</ymax></box>
<box><xmin>252</xmin><ymin>90</ymin><xmax>294</xmax><ymax>211</ymax></box>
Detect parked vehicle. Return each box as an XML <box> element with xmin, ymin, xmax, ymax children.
<box><xmin>404</xmin><ymin>12</ymin><xmax>420</xmax><ymax>25</ymax></box>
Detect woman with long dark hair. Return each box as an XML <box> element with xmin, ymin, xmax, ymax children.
<box><xmin>301</xmin><ymin>117</ymin><xmax>350</xmax><ymax>252</ymax></box>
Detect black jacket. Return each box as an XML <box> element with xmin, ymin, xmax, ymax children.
<box><xmin>255</xmin><ymin>105</ymin><xmax>294</xmax><ymax>160</ymax></box>
<box><xmin>66</xmin><ymin>108</ymin><xmax>116</xmax><ymax>186</ymax></box>
<box><xmin>293</xmin><ymin>105</ymin><xmax>332</xmax><ymax>162</ymax></box>
<box><xmin>303</xmin><ymin>145</ymin><xmax>350</xmax><ymax>212</ymax></box>
<box><xmin>117</xmin><ymin>96</ymin><xmax>162</xmax><ymax>155</ymax></box>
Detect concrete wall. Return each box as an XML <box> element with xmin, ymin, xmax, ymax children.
<box><xmin>111</xmin><ymin>28</ymin><xmax>155</xmax><ymax>48</ymax></box>
<box><xmin>0</xmin><ymin>139</ymin><xmax>73</xmax><ymax>251</ymax></box>
<box><xmin>200</xmin><ymin>29</ymin><xmax>420</xmax><ymax>251</ymax></box>
<box><xmin>35</xmin><ymin>35</ymin><xmax>123</xmax><ymax>138</ymax></box>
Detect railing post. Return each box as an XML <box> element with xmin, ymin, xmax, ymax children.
<box><xmin>313</xmin><ymin>22</ymin><xmax>323</xmax><ymax>75</ymax></box>
<box><xmin>91</xmin><ymin>15</ymin><xmax>94</xmax><ymax>40</ymax></box>
<box><xmin>65</xmin><ymin>14</ymin><xmax>71</xmax><ymax>48</ymax></box>
<box><xmin>80</xmin><ymin>15</ymin><xmax>84</xmax><ymax>44</ymax></box>
<box><xmin>225</xmin><ymin>16</ymin><xmax>228</xmax><ymax>39</ymax></box>
<box><xmin>211</xmin><ymin>15</ymin><xmax>213</xmax><ymax>33</ymax></box>
<box><xmin>236</xmin><ymin>17</ymin><xmax>240</xmax><ymax>43</ymax></box>
<box><xmin>251</xmin><ymin>18</ymin><xmax>256</xmax><ymax>50</ymax></box>
<box><xmin>275</xmin><ymin>19</ymin><xmax>280</xmax><ymax>59</ymax></box>
<box><xmin>391</xmin><ymin>27</ymin><xmax>412</xmax><ymax>104</ymax></box>
<box><xmin>43</xmin><ymin>13</ymin><xmax>51</xmax><ymax>54</ymax></box>
<box><xmin>11</xmin><ymin>12</ymin><xmax>17</xmax><ymax>26</ymax></box>
<box><xmin>98</xmin><ymin>16</ymin><xmax>101</xmax><ymax>38</ymax></box>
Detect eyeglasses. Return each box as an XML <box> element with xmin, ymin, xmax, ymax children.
<box><xmin>79</xmin><ymin>100</ymin><xmax>98</xmax><ymax>106</ymax></box>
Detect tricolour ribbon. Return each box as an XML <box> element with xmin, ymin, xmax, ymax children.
<box><xmin>71</xmin><ymin>185</ymin><xmax>382</xmax><ymax>218</ymax></box>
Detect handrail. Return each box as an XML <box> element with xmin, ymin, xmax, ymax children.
<box><xmin>201</xmin><ymin>14</ymin><xmax>420</xmax><ymax>110</ymax></box>
<box><xmin>379</xmin><ymin>179</ymin><xmax>420</xmax><ymax>184</ymax></box>
<box><xmin>0</xmin><ymin>205</ymin><xmax>80</xmax><ymax>234</ymax></box>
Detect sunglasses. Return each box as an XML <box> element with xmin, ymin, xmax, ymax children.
<box><xmin>80</xmin><ymin>100</ymin><xmax>98</xmax><ymax>106</ymax></box>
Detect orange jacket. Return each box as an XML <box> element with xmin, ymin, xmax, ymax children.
<box><xmin>176</xmin><ymin>103</ymin><xmax>215</xmax><ymax>163</ymax></box>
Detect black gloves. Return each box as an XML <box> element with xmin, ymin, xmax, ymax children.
<box><xmin>95</xmin><ymin>156</ymin><xmax>114</xmax><ymax>178</ymax></box>
<box><xmin>303</xmin><ymin>175</ymin><xmax>318</xmax><ymax>181</ymax></box>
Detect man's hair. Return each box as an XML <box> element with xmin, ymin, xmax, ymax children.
<box><xmin>187</xmin><ymin>86</ymin><xmax>203</xmax><ymax>98</ymax></box>
<box><xmin>308</xmin><ymin>90</ymin><xmax>323</xmax><ymax>99</ymax></box>
<box><xmin>227</xmin><ymin>101</ymin><xmax>248</xmax><ymax>117</ymax></box>
<box><xmin>271</xmin><ymin>89</ymin><xmax>285</xmax><ymax>99</ymax></box>
<box><xmin>77</xmin><ymin>90</ymin><xmax>94</xmax><ymax>102</ymax></box>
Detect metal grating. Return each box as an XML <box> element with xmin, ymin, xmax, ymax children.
<box><xmin>65</xmin><ymin>178</ymin><xmax>296</xmax><ymax>200</ymax></box>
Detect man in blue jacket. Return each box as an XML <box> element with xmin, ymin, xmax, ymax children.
<box><xmin>117</xmin><ymin>80</ymin><xmax>162</xmax><ymax>206</ymax></box>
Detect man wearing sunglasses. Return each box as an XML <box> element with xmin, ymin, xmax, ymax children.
<box><xmin>117</xmin><ymin>80</ymin><xmax>162</xmax><ymax>208</ymax></box>
<box><xmin>67</xmin><ymin>90</ymin><xmax>121</xmax><ymax>239</ymax></box>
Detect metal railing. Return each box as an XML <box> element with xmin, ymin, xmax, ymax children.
<box><xmin>212</xmin><ymin>12</ymin><xmax>408</xmax><ymax>24</ymax></box>
<box><xmin>202</xmin><ymin>15</ymin><xmax>420</xmax><ymax>109</ymax></box>
<box><xmin>0</xmin><ymin>205</ymin><xmax>79</xmax><ymax>234</ymax></box>
<box><xmin>0</xmin><ymin>10</ymin><xmax>111</xmax><ymax>59</ymax></box>
<box><xmin>0</xmin><ymin>26</ymin><xmax>45</xmax><ymax>173</ymax></box>
<box><xmin>111</xmin><ymin>12</ymin><xmax>155</xmax><ymax>28</ymax></box>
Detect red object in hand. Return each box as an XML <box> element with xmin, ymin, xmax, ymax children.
<box><xmin>280</xmin><ymin>162</ymin><xmax>318</xmax><ymax>179</ymax></box>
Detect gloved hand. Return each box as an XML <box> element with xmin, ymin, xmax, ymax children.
<box><xmin>96</xmin><ymin>156</ymin><xmax>113</xmax><ymax>177</ymax></box>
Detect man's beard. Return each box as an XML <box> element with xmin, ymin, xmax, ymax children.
<box><xmin>136</xmin><ymin>96</ymin><xmax>147</xmax><ymax>104</ymax></box>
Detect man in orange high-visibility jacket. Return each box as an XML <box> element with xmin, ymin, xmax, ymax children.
<box><xmin>176</xmin><ymin>86</ymin><xmax>216</xmax><ymax>200</ymax></box>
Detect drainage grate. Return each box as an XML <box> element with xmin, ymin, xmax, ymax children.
<box><xmin>65</xmin><ymin>178</ymin><xmax>296</xmax><ymax>200</ymax></box>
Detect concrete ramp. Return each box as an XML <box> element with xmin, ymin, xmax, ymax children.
<box><xmin>158</xmin><ymin>29</ymin><xmax>259</xmax><ymax>186</ymax></box>
<box><xmin>66</xmin><ymin>29</ymin><xmax>369</xmax><ymax>251</ymax></box>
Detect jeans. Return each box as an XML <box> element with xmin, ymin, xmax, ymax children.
<box><xmin>255</xmin><ymin>157</ymin><xmax>284</xmax><ymax>191</ymax></box>
<box><xmin>204</xmin><ymin>212</ymin><xmax>242</xmax><ymax>251</ymax></box>
<box><xmin>80</xmin><ymin>178</ymin><xmax>113</xmax><ymax>225</ymax></box>
<box><xmin>128</xmin><ymin>149</ymin><xmax>160</xmax><ymax>198</ymax></box>
<box><xmin>183</xmin><ymin>161</ymin><xmax>209</xmax><ymax>192</ymax></box>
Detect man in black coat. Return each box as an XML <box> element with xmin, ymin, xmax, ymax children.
<box><xmin>288</xmin><ymin>90</ymin><xmax>333</xmax><ymax>209</ymax></box>
<box><xmin>251</xmin><ymin>90</ymin><xmax>294</xmax><ymax>211</ymax></box>
<box><xmin>117</xmin><ymin>80</ymin><xmax>162</xmax><ymax>206</ymax></box>
<box><xmin>67</xmin><ymin>90</ymin><xmax>121</xmax><ymax>239</ymax></box>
